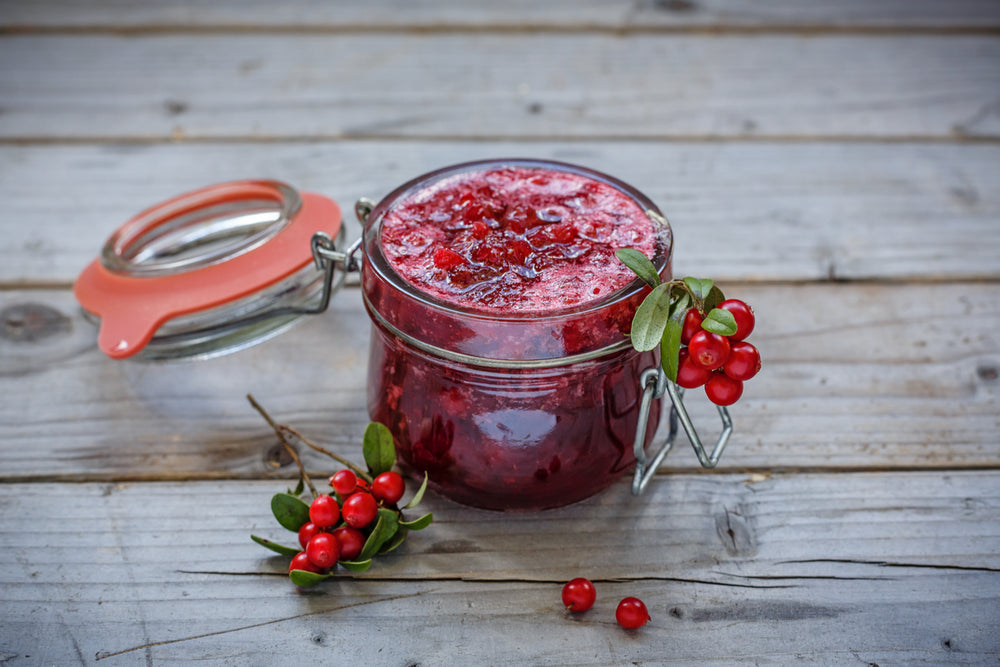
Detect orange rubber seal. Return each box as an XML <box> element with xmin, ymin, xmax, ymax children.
<box><xmin>74</xmin><ymin>181</ymin><xmax>341</xmax><ymax>359</ymax></box>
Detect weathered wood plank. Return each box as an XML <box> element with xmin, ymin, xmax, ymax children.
<box><xmin>2</xmin><ymin>34</ymin><xmax>998</xmax><ymax>140</ymax></box>
<box><xmin>1</xmin><ymin>282</ymin><xmax>997</xmax><ymax>480</ymax></box>
<box><xmin>0</xmin><ymin>472</ymin><xmax>997</xmax><ymax>663</ymax></box>
<box><xmin>2</xmin><ymin>0</ymin><xmax>999</xmax><ymax>30</ymax></box>
<box><xmin>3</xmin><ymin>141</ymin><xmax>998</xmax><ymax>285</ymax></box>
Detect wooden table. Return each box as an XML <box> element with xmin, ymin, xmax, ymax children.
<box><xmin>2</xmin><ymin>2</ymin><xmax>999</xmax><ymax>663</ymax></box>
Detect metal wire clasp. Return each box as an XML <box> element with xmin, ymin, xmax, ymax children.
<box><xmin>631</xmin><ymin>367</ymin><xmax>734</xmax><ymax>495</ymax></box>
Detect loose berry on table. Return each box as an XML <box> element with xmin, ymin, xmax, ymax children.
<box><xmin>342</xmin><ymin>491</ymin><xmax>378</xmax><ymax>528</ymax></box>
<box><xmin>561</xmin><ymin>578</ymin><xmax>597</xmax><ymax>612</ymax></box>
<box><xmin>718</xmin><ymin>299</ymin><xmax>755</xmax><ymax>341</ymax></box>
<box><xmin>308</xmin><ymin>494</ymin><xmax>340</xmax><ymax>528</ymax></box>
<box><xmin>688</xmin><ymin>330</ymin><xmax>731</xmax><ymax>371</ymax></box>
<box><xmin>305</xmin><ymin>532</ymin><xmax>340</xmax><ymax>569</ymax></box>
<box><xmin>372</xmin><ymin>471</ymin><xmax>406</xmax><ymax>505</ymax></box>
<box><xmin>723</xmin><ymin>341</ymin><xmax>761</xmax><ymax>382</ymax></box>
<box><xmin>615</xmin><ymin>597</ymin><xmax>651</xmax><ymax>629</ymax></box>
<box><xmin>705</xmin><ymin>371</ymin><xmax>743</xmax><ymax>406</ymax></box>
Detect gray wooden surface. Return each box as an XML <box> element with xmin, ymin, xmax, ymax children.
<box><xmin>1</xmin><ymin>1</ymin><xmax>998</xmax><ymax>665</ymax></box>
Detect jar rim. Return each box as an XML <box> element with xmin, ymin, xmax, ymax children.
<box><xmin>362</xmin><ymin>157</ymin><xmax>673</xmax><ymax>324</ymax></box>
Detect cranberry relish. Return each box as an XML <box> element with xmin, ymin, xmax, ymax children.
<box><xmin>379</xmin><ymin>167</ymin><xmax>659</xmax><ymax>313</ymax></box>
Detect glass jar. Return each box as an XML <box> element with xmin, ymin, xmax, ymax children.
<box><xmin>360</xmin><ymin>159</ymin><xmax>672</xmax><ymax>510</ymax></box>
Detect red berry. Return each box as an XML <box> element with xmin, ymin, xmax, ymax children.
<box><xmin>306</xmin><ymin>532</ymin><xmax>340</xmax><ymax>569</ymax></box>
<box><xmin>332</xmin><ymin>526</ymin><xmax>365</xmax><ymax>561</ymax></box>
<box><xmin>308</xmin><ymin>495</ymin><xmax>340</xmax><ymax>528</ymax></box>
<box><xmin>342</xmin><ymin>492</ymin><xmax>378</xmax><ymax>528</ymax></box>
<box><xmin>705</xmin><ymin>371</ymin><xmax>743</xmax><ymax>406</ymax></box>
<box><xmin>676</xmin><ymin>348</ymin><xmax>712</xmax><ymax>389</ymax></box>
<box><xmin>329</xmin><ymin>469</ymin><xmax>358</xmax><ymax>496</ymax></box>
<box><xmin>718</xmin><ymin>299</ymin><xmax>755</xmax><ymax>341</ymax></box>
<box><xmin>616</xmin><ymin>597</ymin><xmax>651</xmax><ymax>629</ymax></box>
<box><xmin>561</xmin><ymin>578</ymin><xmax>597</xmax><ymax>612</ymax></box>
<box><xmin>433</xmin><ymin>247</ymin><xmax>467</xmax><ymax>271</ymax></box>
<box><xmin>298</xmin><ymin>521</ymin><xmax>321</xmax><ymax>550</ymax></box>
<box><xmin>289</xmin><ymin>551</ymin><xmax>322</xmax><ymax>574</ymax></box>
<box><xmin>688</xmin><ymin>331</ymin><xmax>731</xmax><ymax>370</ymax></box>
<box><xmin>372</xmin><ymin>471</ymin><xmax>406</xmax><ymax>505</ymax></box>
<box><xmin>724</xmin><ymin>341</ymin><xmax>761</xmax><ymax>381</ymax></box>
<box><xmin>680</xmin><ymin>308</ymin><xmax>704</xmax><ymax>345</ymax></box>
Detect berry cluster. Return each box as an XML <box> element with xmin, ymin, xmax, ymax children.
<box><xmin>676</xmin><ymin>298</ymin><xmax>761</xmax><ymax>406</ymax></box>
<box><xmin>561</xmin><ymin>578</ymin><xmax>651</xmax><ymax>630</ymax></box>
<box><xmin>249</xmin><ymin>411</ymin><xmax>433</xmax><ymax>587</ymax></box>
<box><xmin>290</xmin><ymin>470</ymin><xmax>408</xmax><ymax>577</ymax></box>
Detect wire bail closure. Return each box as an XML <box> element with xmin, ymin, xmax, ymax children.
<box><xmin>631</xmin><ymin>367</ymin><xmax>734</xmax><ymax>495</ymax></box>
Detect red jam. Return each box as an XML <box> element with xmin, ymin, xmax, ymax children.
<box><xmin>379</xmin><ymin>167</ymin><xmax>658</xmax><ymax>313</ymax></box>
<box><xmin>361</xmin><ymin>160</ymin><xmax>672</xmax><ymax>510</ymax></box>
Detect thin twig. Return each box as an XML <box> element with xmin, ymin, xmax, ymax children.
<box><xmin>246</xmin><ymin>394</ymin><xmax>318</xmax><ymax>498</ymax></box>
<box><xmin>281</xmin><ymin>424</ymin><xmax>372</xmax><ymax>483</ymax></box>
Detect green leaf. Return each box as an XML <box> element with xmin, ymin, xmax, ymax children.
<box><xmin>702</xmin><ymin>308</ymin><xmax>738</xmax><ymax>336</ymax></box>
<box><xmin>705</xmin><ymin>285</ymin><xmax>726</xmax><ymax>311</ymax></box>
<box><xmin>628</xmin><ymin>283</ymin><xmax>674</xmax><ymax>352</ymax></box>
<box><xmin>271</xmin><ymin>493</ymin><xmax>311</xmax><ymax>532</ymax></box>
<box><xmin>615</xmin><ymin>248</ymin><xmax>661</xmax><ymax>288</ymax></box>
<box><xmin>339</xmin><ymin>559</ymin><xmax>373</xmax><ymax>572</ymax></box>
<box><xmin>403</xmin><ymin>472</ymin><xmax>429</xmax><ymax>509</ymax></box>
<box><xmin>363</xmin><ymin>422</ymin><xmax>396</xmax><ymax>476</ymax></box>
<box><xmin>251</xmin><ymin>534</ymin><xmax>301</xmax><ymax>557</ymax></box>
<box><xmin>358</xmin><ymin>508</ymin><xmax>400</xmax><ymax>561</ymax></box>
<box><xmin>399</xmin><ymin>512</ymin><xmax>434</xmax><ymax>531</ymax></box>
<box><xmin>292</xmin><ymin>477</ymin><xmax>305</xmax><ymax>497</ymax></box>
<box><xmin>379</xmin><ymin>528</ymin><xmax>409</xmax><ymax>555</ymax></box>
<box><xmin>660</xmin><ymin>294</ymin><xmax>690</xmax><ymax>383</ymax></box>
<box><xmin>289</xmin><ymin>569</ymin><xmax>332</xmax><ymax>587</ymax></box>
<box><xmin>682</xmin><ymin>277</ymin><xmax>714</xmax><ymax>303</ymax></box>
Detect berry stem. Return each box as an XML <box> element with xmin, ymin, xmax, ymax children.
<box><xmin>246</xmin><ymin>394</ymin><xmax>319</xmax><ymax>498</ymax></box>
<box><xmin>280</xmin><ymin>424</ymin><xmax>373</xmax><ymax>483</ymax></box>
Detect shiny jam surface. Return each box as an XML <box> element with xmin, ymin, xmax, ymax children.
<box><xmin>365</xmin><ymin>163</ymin><xmax>668</xmax><ymax>511</ymax></box>
<box><xmin>379</xmin><ymin>167</ymin><xmax>658</xmax><ymax>313</ymax></box>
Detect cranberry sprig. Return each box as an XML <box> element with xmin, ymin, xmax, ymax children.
<box><xmin>615</xmin><ymin>249</ymin><xmax>762</xmax><ymax>406</ymax></box>
<box><xmin>248</xmin><ymin>397</ymin><xmax>432</xmax><ymax>587</ymax></box>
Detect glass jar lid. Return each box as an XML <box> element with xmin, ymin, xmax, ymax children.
<box><xmin>74</xmin><ymin>180</ymin><xmax>343</xmax><ymax>360</ymax></box>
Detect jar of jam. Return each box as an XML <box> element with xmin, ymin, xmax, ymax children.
<box><xmin>360</xmin><ymin>159</ymin><xmax>672</xmax><ymax>509</ymax></box>
<box><xmin>75</xmin><ymin>159</ymin><xmax>687</xmax><ymax>511</ymax></box>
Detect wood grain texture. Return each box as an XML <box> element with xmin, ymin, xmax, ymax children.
<box><xmin>2</xmin><ymin>0</ymin><xmax>999</xmax><ymax>30</ymax></box>
<box><xmin>0</xmin><ymin>472</ymin><xmax>997</xmax><ymax>663</ymax></box>
<box><xmin>3</xmin><ymin>141</ymin><xmax>998</xmax><ymax>285</ymax></box>
<box><xmin>2</xmin><ymin>34</ymin><xmax>998</xmax><ymax>141</ymax></box>
<box><xmin>1</xmin><ymin>282</ymin><xmax>997</xmax><ymax>481</ymax></box>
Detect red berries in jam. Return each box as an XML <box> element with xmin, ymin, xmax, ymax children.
<box><xmin>705</xmin><ymin>371</ymin><xmax>743</xmax><ymax>406</ymax></box>
<box><xmin>615</xmin><ymin>597</ymin><xmax>651</xmax><ymax>629</ymax></box>
<box><xmin>372</xmin><ymin>471</ymin><xmax>406</xmax><ymax>505</ymax></box>
<box><xmin>305</xmin><ymin>532</ymin><xmax>340</xmax><ymax>569</ymax></box>
<box><xmin>342</xmin><ymin>492</ymin><xmax>378</xmax><ymax>528</ymax></box>
<box><xmin>329</xmin><ymin>469</ymin><xmax>358</xmax><ymax>496</ymax></box>
<box><xmin>724</xmin><ymin>341</ymin><xmax>761</xmax><ymax>382</ymax></box>
<box><xmin>688</xmin><ymin>331</ymin><xmax>731</xmax><ymax>370</ymax></box>
<box><xmin>561</xmin><ymin>578</ymin><xmax>597</xmax><ymax>612</ymax></box>
<box><xmin>308</xmin><ymin>494</ymin><xmax>340</xmax><ymax>528</ymax></box>
<box><xmin>718</xmin><ymin>299</ymin><xmax>755</xmax><ymax>341</ymax></box>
